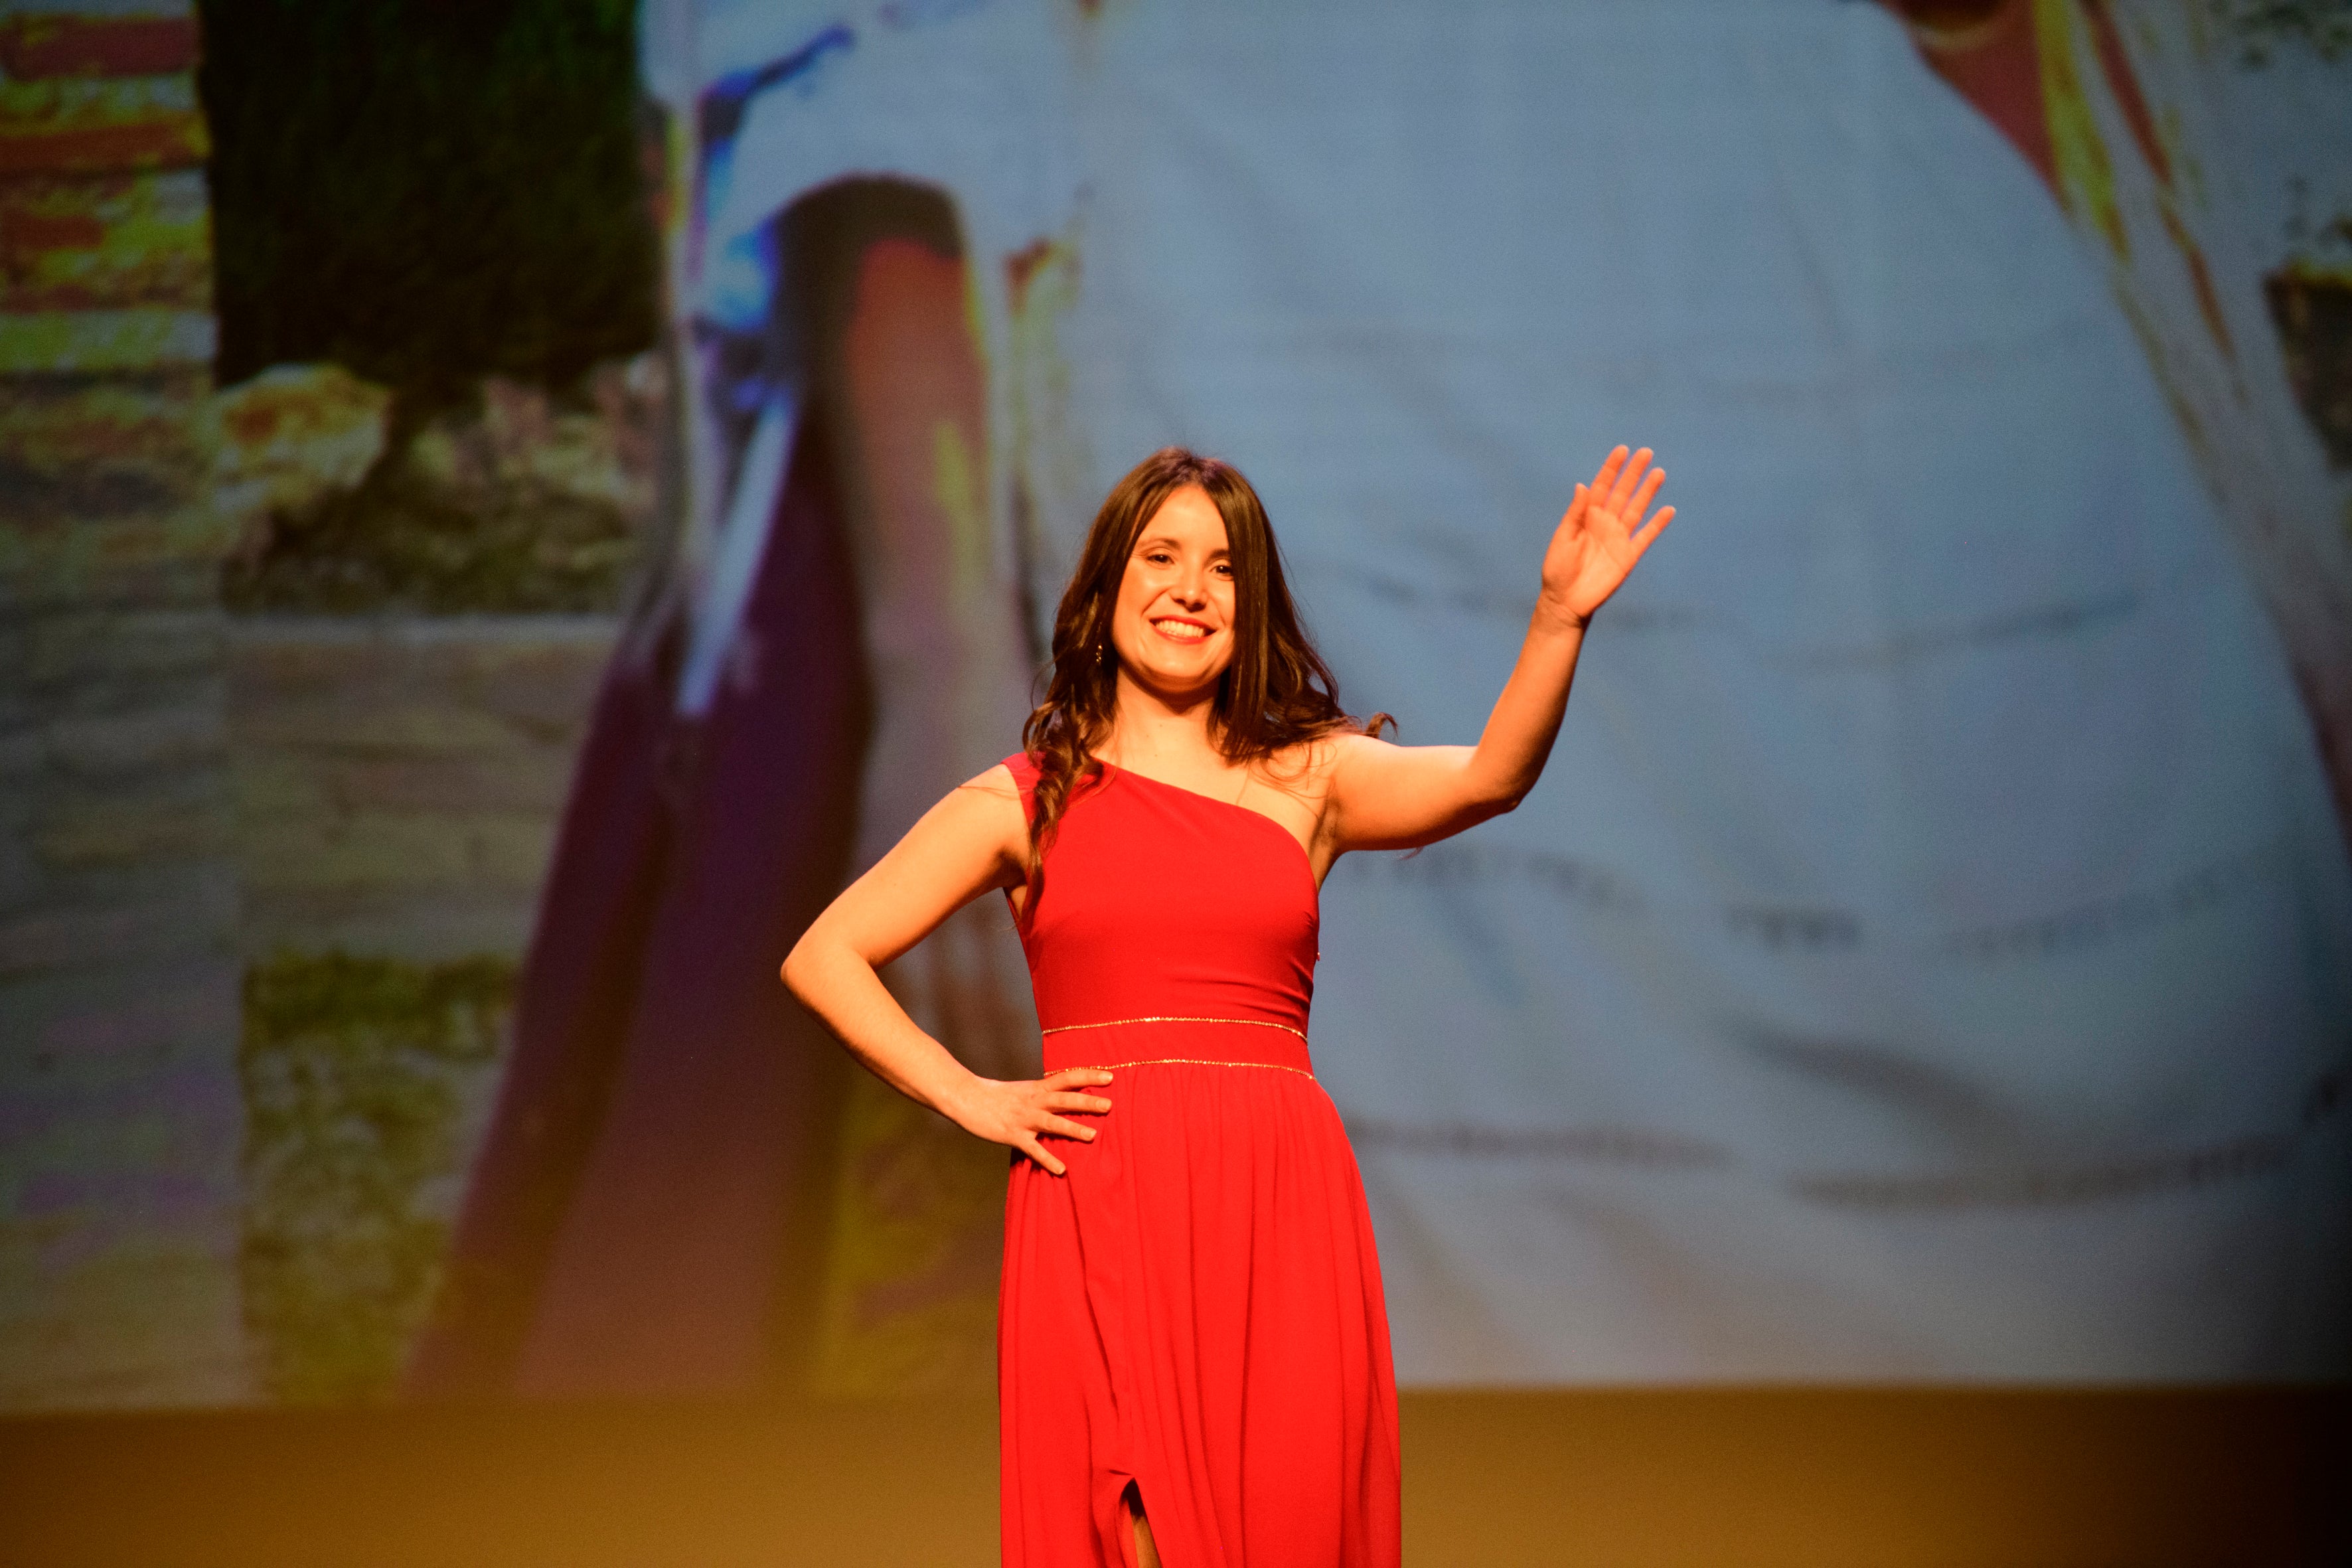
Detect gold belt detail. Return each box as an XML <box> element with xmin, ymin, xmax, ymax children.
<box><xmin>1063</xmin><ymin>1056</ymin><xmax>1315</xmax><ymax>1080</ymax></box>
<box><xmin>1040</xmin><ymin>1014</ymin><xmax>1307</xmax><ymax>1042</ymax></box>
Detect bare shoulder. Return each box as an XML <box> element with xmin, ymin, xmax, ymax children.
<box><xmin>1326</xmin><ymin>730</ymin><xmax>1400</xmax><ymax>763</ymax></box>
<box><xmin>949</xmin><ymin>763</ymin><xmax>1028</xmax><ymax>840</ymax></box>
<box><xmin>1323</xmin><ymin>729</ymin><xmax>1407</xmax><ymax>784</ymax></box>
<box><xmin>1259</xmin><ymin>734</ymin><xmax>1353</xmax><ymax>797</ymax></box>
<box><xmin>858</xmin><ymin>763</ymin><xmax>1027</xmax><ymax>888</ymax></box>
<box><xmin>959</xmin><ymin>761</ymin><xmax>1024</xmax><ymax>801</ymax></box>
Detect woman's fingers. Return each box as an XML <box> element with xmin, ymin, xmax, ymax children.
<box><xmin>1018</xmin><ymin>1133</ymin><xmax>1067</xmax><ymax>1178</ymax></box>
<box><xmin>1632</xmin><ymin>503</ymin><xmax>1675</xmax><ymax>551</ymax></box>
<box><xmin>997</xmin><ymin>1069</ymin><xmax>1121</xmax><ymax>1173</ymax></box>
<box><xmin>1588</xmin><ymin>445</ymin><xmax>1628</xmax><ymax>500</ymax></box>
<box><xmin>1040</xmin><ymin>1069</ymin><xmax>1113</xmax><ymax>1118</ymax></box>
<box><xmin>1607</xmin><ymin>447</ymin><xmax>1652</xmax><ymax>512</ymax></box>
<box><xmin>1578</xmin><ymin>456</ymin><xmax>1668</xmax><ymax>542</ymax></box>
<box><xmin>1575</xmin><ymin>447</ymin><xmax>1664</xmax><ymax>536</ymax></box>
<box><xmin>1630</xmin><ymin>465</ymin><xmax>1666</xmax><ymax>516</ymax></box>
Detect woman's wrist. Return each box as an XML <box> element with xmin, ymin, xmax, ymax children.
<box><xmin>1533</xmin><ymin>597</ymin><xmax>1593</xmax><ymax>635</ymax></box>
<box><xmin>930</xmin><ymin>1063</ymin><xmax>994</xmax><ymax>1129</ymax></box>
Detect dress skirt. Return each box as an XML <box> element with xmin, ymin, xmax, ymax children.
<box><xmin>998</xmin><ymin>1020</ymin><xmax>1401</xmax><ymax>1567</ymax></box>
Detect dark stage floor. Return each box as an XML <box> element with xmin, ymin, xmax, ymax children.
<box><xmin>1</xmin><ymin>1387</ymin><xmax>2341</xmax><ymax>1565</ymax></box>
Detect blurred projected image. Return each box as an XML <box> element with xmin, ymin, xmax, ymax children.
<box><xmin>1</xmin><ymin>0</ymin><xmax>2345</xmax><ymax>1410</ymax></box>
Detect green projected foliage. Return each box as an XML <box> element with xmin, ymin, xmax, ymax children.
<box><xmin>197</xmin><ymin>0</ymin><xmax>658</xmax><ymax>426</ymax></box>
<box><xmin>239</xmin><ymin>953</ymin><xmax>514</xmax><ymax>1404</ymax></box>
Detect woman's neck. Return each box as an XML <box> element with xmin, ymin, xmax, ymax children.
<box><xmin>1101</xmin><ymin>671</ymin><xmax>1223</xmax><ymax>771</ymax></box>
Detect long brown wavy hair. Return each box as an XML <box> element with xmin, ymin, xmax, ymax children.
<box><xmin>1020</xmin><ymin>446</ymin><xmax>1389</xmax><ymax>854</ymax></box>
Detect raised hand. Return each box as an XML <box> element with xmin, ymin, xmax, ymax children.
<box><xmin>1539</xmin><ymin>445</ymin><xmax>1674</xmax><ymax>627</ymax></box>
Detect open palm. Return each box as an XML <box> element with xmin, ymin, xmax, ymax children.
<box><xmin>1540</xmin><ymin>445</ymin><xmax>1673</xmax><ymax>623</ymax></box>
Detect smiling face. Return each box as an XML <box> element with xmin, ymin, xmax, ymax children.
<box><xmin>1108</xmin><ymin>483</ymin><xmax>1237</xmax><ymax>700</ymax></box>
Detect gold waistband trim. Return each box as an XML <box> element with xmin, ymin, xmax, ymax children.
<box><xmin>1040</xmin><ymin>1014</ymin><xmax>1308</xmax><ymax>1042</ymax></box>
<box><xmin>1065</xmin><ymin>1056</ymin><xmax>1316</xmax><ymax>1080</ymax></box>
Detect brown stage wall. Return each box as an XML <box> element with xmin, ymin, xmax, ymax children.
<box><xmin>0</xmin><ymin>1387</ymin><xmax>2342</xmax><ymax>1565</ymax></box>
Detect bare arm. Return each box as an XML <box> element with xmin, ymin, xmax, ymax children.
<box><xmin>781</xmin><ymin>765</ymin><xmax>1112</xmax><ymax>1175</ymax></box>
<box><xmin>1327</xmin><ymin>445</ymin><xmax>1673</xmax><ymax>852</ymax></box>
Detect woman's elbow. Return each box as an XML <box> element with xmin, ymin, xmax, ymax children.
<box><xmin>779</xmin><ymin>934</ymin><xmax>824</xmax><ymax>1003</ymax></box>
<box><xmin>1472</xmin><ymin>785</ymin><xmax>1527</xmax><ymax>823</ymax></box>
<box><xmin>1457</xmin><ymin>760</ymin><xmax>1531</xmax><ymax>822</ymax></box>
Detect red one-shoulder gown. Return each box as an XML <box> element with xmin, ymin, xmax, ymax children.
<box><xmin>998</xmin><ymin>755</ymin><xmax>1401</xmax><ymax>1567</ymax></box>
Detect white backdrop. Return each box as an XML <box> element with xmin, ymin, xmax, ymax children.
<box><xmin>651</xmin><ymin>0</ymin><xmax>2352</xmax><ymax>1381</ymax></box>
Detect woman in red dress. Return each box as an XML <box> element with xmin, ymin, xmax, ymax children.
<box><xmin>785</xmin><ymin>443</ymin><xmax>1672</xmax><ymax>1565</ymax></box>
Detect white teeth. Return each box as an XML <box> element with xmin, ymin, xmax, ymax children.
<box><xmin>1156</xmin><ymin>620</ymin><xmax>1208</xmax><ymax>641</ymax></box>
